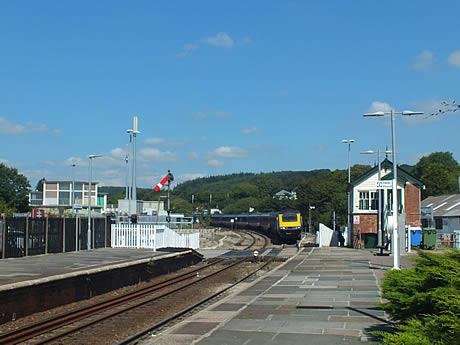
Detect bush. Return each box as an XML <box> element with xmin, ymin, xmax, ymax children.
<box><xmin>377</xmin><ymin>250</ymin><xmax>460</xmax><ymax>345</ymax></box>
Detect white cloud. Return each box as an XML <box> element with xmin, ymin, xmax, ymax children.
<box><xmin>0</xmin><ymin>117</ymin><xmax>49</xmax><ymax>135</ymax></box>
<box><xmin>241</xmin><ymin>126</ymin><xmax>258</xmax><ymax>135</ymax></box>
<box><xmin>189</xmin><ymin>151</ymin><xmax>199</xmax><ymax>159</ymax></box>
<box><xmin>145</xmin><ymin>137</ymin><xmax>165</xmax><ymax>145</ymax></box>
<box><xmin>177</xmin><ymin>32</ymin><xmax>236</xmax><ymax>58</ymax></box>
<box><xmin>212</xmin><ymin>146</ymin><xmax>247</xmax><ymax>158</ymax></box>
<box><xmin>206</xmin><ymin>32</ymin><xmax>235</xmax><ymax>48</ymax></box>
<box><xmin>111</xmin><ymin>147</ymin><xmax>126</xmax><ymax>159</ymax></box>
<box><xmin>207</xmin><ymin>159</ymin><xmax>224</xmax><ymax>167</ymax></box>
<box><xmin>139</xmin><ymin>148</ymin><xmax>176</xmax><ymax>162</ymax></box>
<box><xmin>413</xmin><ymin>50</ymin><xmax>434</xmax><ymax>70</ymax></box>
<box><xmin>368</xmin><ymin>101</ymin><xmax>393</xmax><ymax>113</ymax></box>
<box><xmin>448</xmin><ymin>50</ymin><xmax>460</xmax><ymax>68</ymax></box>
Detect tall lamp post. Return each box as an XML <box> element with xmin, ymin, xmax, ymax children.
<box><xmin>364</xmin><ymin>109</ymin><xmax>423</xmax><ymax>269</ymax></box>
<box><xmin>360</xmin><ymin>149</ymin><xmax>391</xmax><ymax>253</ymax></box>
<box><xmin>308</xmin><ymin>204</ymin><xmax>315</xmax><ymax>232</ymax></box>
<box><xmin>88</xmin><ymin>154</ymin><xmax>103</xmax><ymax>250</ymax></box>
<box><xmin>342</xmin><ymin>139</ymin><xmax>355</xmax><ymax>246</ymax></box>
<box><xmin>127</xmin><ymin>115</ymin><xmax>140</xmax><ymax>216</ymax></box>
<box><xmin>71</xmin><ymin>162</ymin><xmax>77</xmax><ymax>212</ymax></box>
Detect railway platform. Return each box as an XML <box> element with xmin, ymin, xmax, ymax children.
<box><xmin>145</xmin><ymin>247</ymin><xmax>391</xmax><ymax>345</ymax></box>
<box><xmin>0</xmin><ymin>247</ymin><xmax>203</xmax><ymax>324</ymax></box>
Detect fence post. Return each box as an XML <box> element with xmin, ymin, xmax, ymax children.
<box><xmin>62</xmin><ymin>216</ymin><xmax>66</xmax><ymax>253</ymax></box>
<box><xmin>1</xmin><ymin>215</ymin><xmax>6</xmax><ymax>259</ymax></box>
<box><xmin>25</xmin><ymin>216</ymin><xmax>29</xmax><ymax>257</ymax></box>
<box><xmin>136</xmin><ymin>224</ymin><xmax>140</xmax><ymax>249</ymax></box>
<box><xmin>153</xmin><ymin>225</ymin><xmax>157</xmax><ymax>251</ymax></box>
<box><xmin>45</xmin><ymin>216</ymin><xmax>49</xmax><ymax>254</ymax></box>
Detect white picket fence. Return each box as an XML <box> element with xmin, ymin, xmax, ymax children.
<box><xmin>111</xmin><ymin>223</ymin><xmax>200</xmax><ymax>250</ymax></box>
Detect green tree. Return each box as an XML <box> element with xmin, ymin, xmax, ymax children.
<box><xmin>413</xmin><ymin>152</ymin><xmax>460</xmax><ymax>197</ymax></box>
<box><xmin>222</xmin><ymin>197</ymin><xmax>260</xmax><ymax>214</ymax></box>
<box><xmin>0</xmin><ymin>163</ymin><xmax>30</xmax><ymax>213</ymax></box>
<box><xmin>171</xmin><ymin>197</ymin><xmax>193</xmax><ymax>214</ymax></box>
<box><xmin>36</xmin><ymin>177</ymin><xmax>46</xmax><ymax>192</ymax></box>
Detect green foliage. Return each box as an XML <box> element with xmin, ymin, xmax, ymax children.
<box><xmin>35</xmin><ymin>177</ymin><xmax>46</xmax><ymax>192</ymax></box>
<box><xmin>222</xmin><ymin>197</ymin><xmax>260</xmax><ymax>214</ymax></box>
<box><xmin>170</xmin><ymin>197</ymin><xmax>193</xmax><ymax>213</ymax></box>
<box><xmin>413</xmin><ymin>152</ymin><xmax>460</xmax><ymax>198</ymax></box>
<box><xmin>0</xmin><ymin>163</ymin><xmax>30</xmax><ymax>213</ymax></box>
<box><xmin>378</xmin><ymin>250</ymin><xmax>460</xmax><ymax>345</ymax></box>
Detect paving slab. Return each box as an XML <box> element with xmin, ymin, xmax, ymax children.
<box><xmin>142</xmin><ymin>247</ymin><xmax>389</xmax><ymax>344</ymax></box>
<box><xmin>0</xmin><ymin>247</ymin><xmax>186</xmax><ymax>289</ymax></box>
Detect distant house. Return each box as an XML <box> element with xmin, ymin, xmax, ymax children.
<box><xmin>421</xmin><ymin>194</ymin><xmax>460</xmax><ymax>248</ymax></box>
<box><xmin>28</xmin><ymin>180</ymin><xmax>107</xmax><ymax>215</ymax></box>
<box><xmin>350</xmin><ymin>159</ymin><xmax>424</xmax><ymax>248</ymax></box>
<box><xmin>274</xmin><ymin>190</ymin><xmax>297</xmax><ymax>200</ymax></box>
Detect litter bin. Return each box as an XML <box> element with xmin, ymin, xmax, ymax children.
<box><xmin>410</xmin><ymin>228</ymin><xmax>422</xmax><ymax>247</ymax></box>
<box><xmin>422</xmin><ymin>229</ymin><xmax>437</xmax><ymax>249</ymax></box>
<box><xmin>364</xmin><ymin>233</ymin><xmax>377</xmax><ymax>248</ymax></box>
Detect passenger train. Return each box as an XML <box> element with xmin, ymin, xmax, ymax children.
<box><xmin>210</xmin><ymin>210</ymin><xmax>303</xmax><ymax>244</ymax></box>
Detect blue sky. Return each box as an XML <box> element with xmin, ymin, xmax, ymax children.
<box><xmin>0</xmin><ymin>1</ymin><xmax>459</xmax><ymax>188</ymax></box>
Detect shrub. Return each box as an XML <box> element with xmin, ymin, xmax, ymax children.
<box><xmin>377</xmin><ymin>250</ymin><xmax>460</xmax><ymax>345</ymax></box>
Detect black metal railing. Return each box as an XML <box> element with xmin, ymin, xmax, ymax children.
<box><xmin>0</xmin><ymin>216</ymin><xmax>114</xmax><ymax>259</ymax></box>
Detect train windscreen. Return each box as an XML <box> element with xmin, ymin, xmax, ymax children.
<box><xmin>281</xmin><ymin>214</ymin><xmax>298</xmax><ymax>222</ymax></box>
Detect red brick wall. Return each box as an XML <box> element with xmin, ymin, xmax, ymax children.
<box><xmin>352</xmin><ymin>213</ymin><xmax>378</xmax><ymax>247</ymax></box>
<box><xmin>405</xmin><ymin>183</ymin><xmax>421</xmax><ymax>227</ymax></box>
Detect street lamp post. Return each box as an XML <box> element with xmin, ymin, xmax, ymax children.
<box><xmin>71</xmin><ymin>162</ymin><xmax>77</xmax><ymax>212</ymax></box>
<box><xmin>360</xmin><ymin>149</ymin><xmax>392</xmax><ymax>253</ymax></box>
<box><xmin>364</xmin><ymin>109</ymin><xmax>423</xmax><ymax>269</ymax></box>
<box><xmin>308</xmin><ymin>204</ymin><xmax>315</xmax><ymax>233</ymax></box>
<box><xmin>88</xmin><ymin>154</ymin><xmax>103</xmax><ymax>250</ymax></box>
<box><xmin>342</xmin><ymin>139</ymin><xmax>355</xmax><ymax>246</ymax></box>
<box><xmin>127</xmin><ymin>115</ymin><xmax>140</xmax><ymax>217</ymax></box>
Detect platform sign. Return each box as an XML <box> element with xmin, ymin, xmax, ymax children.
<box><xmin>375</xmin><ymin>180</ymin><xmax>393</xmax><ymax>189</ymax></box>
<box><xmin>353</xmin><ymin>215</ymin><xmax>360</xmax><ymax>225</ymax></box>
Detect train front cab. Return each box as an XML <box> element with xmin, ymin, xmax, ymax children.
<box><xmin>277</xmin><ymin>213</ymin><xmax>302</xmax><ymax>243</ymax></box>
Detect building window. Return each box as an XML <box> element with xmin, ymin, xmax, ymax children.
<box><xmin>386</xmin><ymin>189</ymin><xmax>403</xmax><ymax>214</ymax></box>
<box><xmin>359</xmin><ymin>192</ymin><xmax>370</xmax><ymax>210</ymax></box>
<box><xmin>359</xmin><ymin>191</ymin><xmax>378</xmax><ymax>211</ymax></box>
<box><xmin>46</xmin><ymin>183</ymin><xmax>58</xmax><ymax>190</ymax></box>
<box><xmin>45</xmin><ymin>190</ymin><xmax>57</xmax><ymax>198</ymax></box>
<box><xmin>59</xmin><ymin>182</ymin><xmax>71</xmax><ymax>190</ymax></box>
<box><xmin>370</xmin><ymin>192</ymin><xmax>378</xmax><ymax>210</ymax></box>
<box><xmin>59</xmin><ymin>191</ymin><xmax>71</xmax><ymax>206</ymax></box>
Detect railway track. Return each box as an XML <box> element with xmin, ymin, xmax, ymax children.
<box><xmin>0</xmin><ymin>257</ymin><xmax>248</xmax><ymax>345</ymax></box>
<box><xmin>119</xmin><ymin>256</ymin><xmax>275</xmax><ymax>345</ymax></box>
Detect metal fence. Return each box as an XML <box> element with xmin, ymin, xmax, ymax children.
<box><xmin>111</xmin><ymin>223</ymin><xmax>200</xmax><ymax>250</ymax></box>
<box><xmin>0</xmin><ymin>216</ymin><xmax>113</xmax><ymax>259</ymax></box>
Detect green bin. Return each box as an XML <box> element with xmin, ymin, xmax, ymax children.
<box><xmin>364</xmin><ymin>233</ymin><xmax>377</xmax><ymax>248</ymax></box>
<box><xmin>422</xmin><ymin>229</ymin><xmax>437</xmax><ymax>250</ymax></box>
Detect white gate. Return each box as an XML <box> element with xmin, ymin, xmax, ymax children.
<box><xmin>111</xmin><ymin>223</ymin><xmax>200</xmax><ymax>250</ymax></box>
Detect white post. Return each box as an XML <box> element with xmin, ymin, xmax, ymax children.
<box><xmin>153</xmin><ymin>225</ymin><xmax>157</xmax><ymax>251</ymax></box>
<box><xmin>407</xmin><ymin>226</ymin><xmax>412</xmax><ymax>253</ymax></box>
<box><xmin>391</xmin><ymin>110</ymin><xmax>400</xmax><ymax>269</ymax></box>
<box><xmin>136</xmin><ymin>224</ymin><xmax>140</xmax><ymax>249</ymax></box>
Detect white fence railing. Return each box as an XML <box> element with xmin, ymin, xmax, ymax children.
<box><xmin>111</xmin><ymin>223</ymin><xmax>200</xmax><ymax>250</ymax></box>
